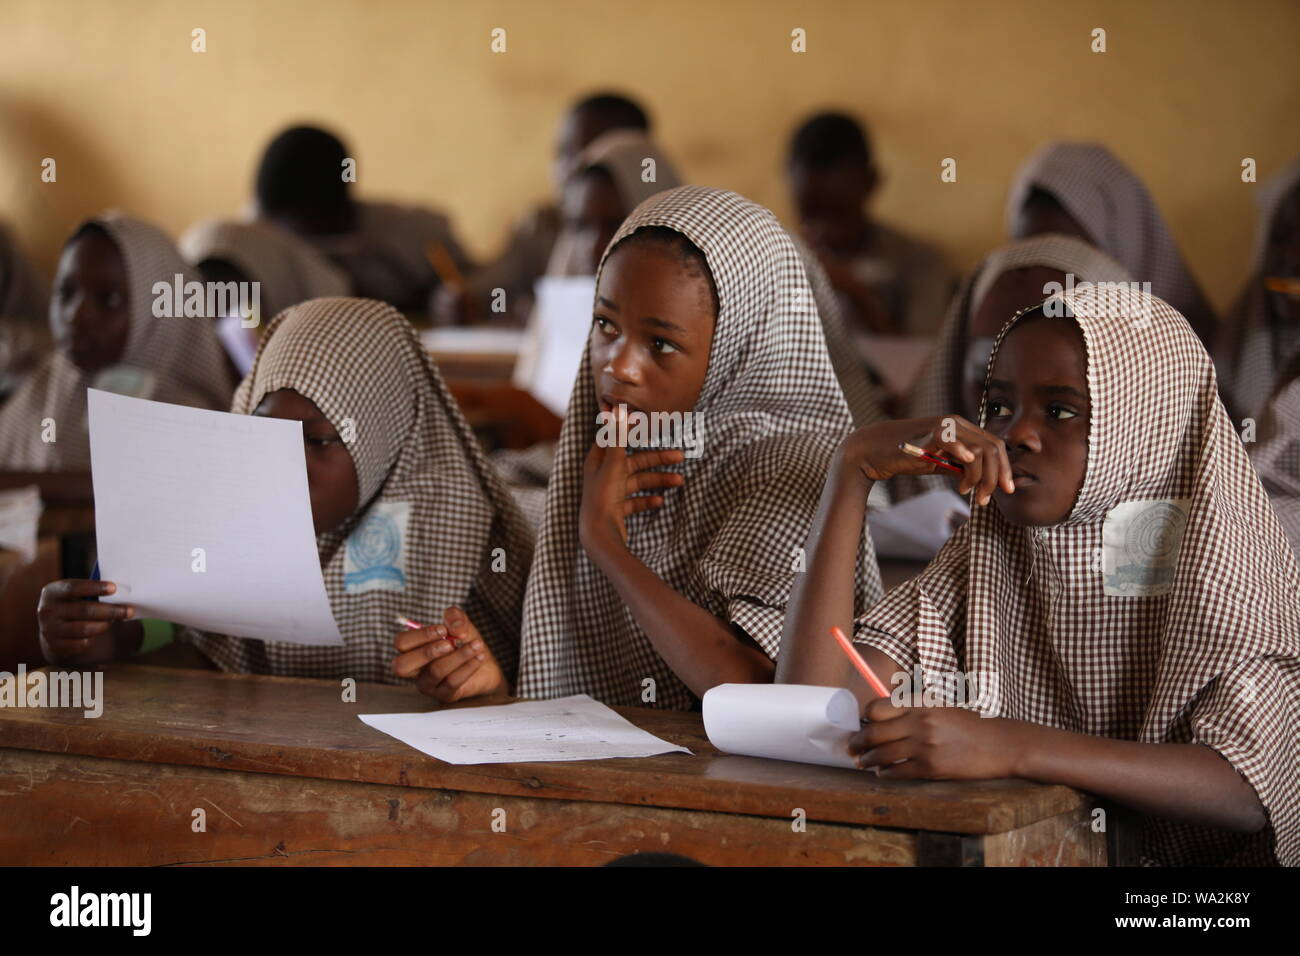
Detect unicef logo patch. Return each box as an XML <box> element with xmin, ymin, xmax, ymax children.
<box><xmin>343</xmin><ymin>501</ymin><xmax>409</xmax><ymax>594</ymax></box>
<box><xmin>1102</xmin><ymin>498</ymin><xmax>1190</xmax><ymax>597</ymax></box>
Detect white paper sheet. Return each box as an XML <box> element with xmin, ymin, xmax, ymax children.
<box><xmin>512</xmin><ymin>276</ymin><xmax>596</xmax><ymax>416</ymax></box>
<box><xmin>0</xmin><ymin>485</ymin><xmax>42</xmax><ymax>563</ymax></box>
<box><xmin>703</xmin><ymin>683</ymin><xmax>861</xmax><ymax>769</ymax></box>
<box><xmin>87</xmin><ymin>388</ymin><xmax>342</xmax><ymax>645</ymax></box>
<box><xmin>359</xmin><ymin>694</ymin><xmax>692</xmax><ymax>764</ymax></box>
<box><xmin>420</xmin><ymin>326</ymin><xmax>527</xmax><ymax>356</ymax></box>
<box><xmin>867</xmin><ymin>487</ymin><xmax>970</xmax><ymax>561</ymax></box>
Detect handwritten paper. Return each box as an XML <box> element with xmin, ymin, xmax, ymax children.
<box><xmin>703</xmin><ymin>683</ymin><xmax>860</xmax><ymax>769</ymax></box>
<box><xmin>87</xmin><ymin>388</ymin><xmax>342</xmax><ymax>645</ymax></box>
<box><xmin>359</xmin><ymin>694</ymin><xmax>691</xmax><ymax>764</ymax></box>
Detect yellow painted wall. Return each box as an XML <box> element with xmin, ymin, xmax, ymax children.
<box><xmin>2</xmin><ymin>0</ymin><xmax>1297</xmax><ymax>312</ymax></box>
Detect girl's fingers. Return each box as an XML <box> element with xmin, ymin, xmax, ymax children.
<box><xmin>439</xmin><ymin>653</ymin><xmax>488</xmax><ymax>694</ymax></box>
<box><xmin>857</xmin><ymin>738</ymin><xmax>915</xmax><ymax>770</ymax></box>
<box><xmin>623</xmin><ymin>495</ymin><xmax>664</xmax><ymax>516</ymax></box>
<box><xmin>424</xmin><ymin>641</ymin><xmax>483</xmax><ymax>683</ymax></box>
<box><xmin>994</xmin><ymin>438</ymin><xmax>1015</xmax><ymax>494</ymax></box>
<box><xmin>627</xmin><ymin>448</ymin><xmax>685</xmax><ymax>472</ymax></box>
<box><xmin>50</xmin><ymin>599</ymin><xmax>134</xmax><ymax>622</ymax></box>
<box><xmin>42</xmin><ymin>579</ymin><xmax>117</xmax><ymax>601</ymax></box>
<box><xmin>626</xmin><ymin>470</ymin><xmax>683</xmax><ymax>494</ymax></box>
<box><xmin>392</xmin><ymin>634</ymin><xmax>458</xmax><ymax>678</ymax></box>
<box><xmin>58</xmin><ymin>620</ymin><xmax>114</xmax><ymax>641</ymax></box>
<box><xmin>394</xmin><ymin>623</ymin><xmax>448</xmax><ymax>653</ymax></box>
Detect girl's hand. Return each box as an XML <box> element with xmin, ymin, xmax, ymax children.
<box><xmin>394</xmin><ymin>606</ymin><xmax>508</xmax><ymax>704</ymax></box>
<box><xmin>37</xmin><ymin>579</ymin><xmax>135</xmax><ymax>664</ymax></box>
<box><xmin>849</xmin><ymin>696</ymin><xmax>1028</xmax><ymax>780</ymax></box>
<box><xmin>579</xmin><ymin>409</ymin><xmax>684</xmax><ymax>557</ymax></box>
<box><xmin>843</xmin><ymin>414</ymin><xmax>1014</xmax><ymax>506</ymax></box>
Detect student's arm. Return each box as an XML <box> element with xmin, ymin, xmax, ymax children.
<box><xmin>37</xmin><ymin>579</ymin><xmax>142</xmax><ymax>666</ymax></box>
<box><xmin>580</xmin><ymin>444</ymin><xmax>773</xmax><ymax>695</ymax></box>
<box><xmin>776</xmin><ymin>416</ymin><xmax>1013</xmax><ymax>710</ymax></box>
<box><xmin>852</xmin><ymin>702</ymin><xmax>1265</xmax><ymax>834</ymax></box>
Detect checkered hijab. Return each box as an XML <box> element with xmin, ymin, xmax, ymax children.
<box><xmin>546</xmin><ymin>129</ymin><xmax>683</xmax><ymax>278</ymax></box>
<box><xmin>1215</xmin><ymin>158</ymin><xmax>1300</xmax><ymax>421</ymax></box>
<box><xmin>0</xmin><ymin>212</ymin><xmax>234</xmax><ymax>469</ymax></box>
<box><xmin>180</xmin><ymin>219</ymin><xmax>350</xmax><ymax>323</ymax></box>
<box><xmin>1250</xmin><ymin>370</ymin><xmax>1300</xmax><ymax>561</ymax></box>
<box><xmin>518</xmin><ymin>186</ymin><xmax>882</xmax><ymax>709</ymax></box>
<box><xmin>856</xmin><ymin>285</ymin><xmax>1300</xmax><ymax>866</ymax></box>
<box><xmin>790</xmin><ymin>233</ymin><xmax>886</xmax><ymax>430</ymax></box>
<box><xmin>188</xmin><ymin>297</ymin><xmax>533</xmax><ymax>684</ymax></box>
<box><xmin>896</xmin><ymin>235</ymin><xmax>1131</xmax><ymax>500</ymax></box>
<box><xmin>1006</xmin><ymin>143</ymin><xmax>1217</xmax><ymax>343</ymax></box>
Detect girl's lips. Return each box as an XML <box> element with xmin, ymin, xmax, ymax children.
<box><xmin>1012</xmin><ymin>474</ymin><xmax>1037</xmax><ymax>488</ymax></box>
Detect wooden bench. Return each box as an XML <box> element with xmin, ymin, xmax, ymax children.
<box><xmin>0</xmin><ymin>663</ymin><xmax>1119</xmax><ymax>866</ymax></box>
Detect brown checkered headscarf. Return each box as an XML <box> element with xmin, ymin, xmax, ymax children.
<box><xmin>188</xmin><ymin>298</ymin><xmax>533</xmax><ymax>684</ymax></box>
<box><xmin>180</xmin><ymin>219</ymin><xmax>350</xmax><ymax>323</ymax></box>
<box><xmin>1250</xmin><ymin>368</ymin><xmax>1300</xmax><ymax>561</ymax></box>
<box><xmin>1006</xmin><ymin>143</ymin><xmax>1218</xmax><ymax>344</ymax></box>
<box><xmin>856</xmin><ymin>285</ymin><xmax>1300</xmax><ymax>866</ymax></box>
<box><xmin>518</xmin><ymin>186</ymin><xmax>882</xmax><ymax>709</ymax></box>
<box><xmin>0</xmin><ymin>212</ymin><xmax>234</xmax><ymax>469</ymax></box>
<box><xmin>1215</xmin><ymin>157</ymin><xmax>1300</xmax><ymax>421</ymax></box>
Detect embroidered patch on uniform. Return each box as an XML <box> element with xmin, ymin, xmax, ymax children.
<box><xmin>1102</xmin><ymin>498</ymin><xmax>1190</xmax><ymax>597</ymax></box>
<box><xmin>344</xmin><ymin>501</ymin><xmax>410</xmax><ymax>594</ymax></box>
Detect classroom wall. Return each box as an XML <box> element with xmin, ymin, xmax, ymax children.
<box><xmin>2</xmin><ymin>0</ymin><xmax>1298</xmax><ymax>313</ymax></box>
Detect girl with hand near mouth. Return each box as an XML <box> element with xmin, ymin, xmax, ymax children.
<box><xmin>397</xmin><ymin>186</ymin><xmax>883</xmax><ymax>709</ymax></box>
<box><xmin>778</xmin><ymin>285</ymin><xmax>1300</xmax><ymax>866</ymax></box>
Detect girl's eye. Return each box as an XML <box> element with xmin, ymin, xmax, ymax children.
<box><xmin>1047</xmin><ymin>404</ymin><xmax>1078</xmax><ymax>420</ymax></box>
<box><xmin>593</xmin><ymin>315</ymin><xmax>616</xmax><ymax>335</ymax></box>
<box><xmin>652</xmin><ymin>337</ymin><xmax>679</xmax><ymax>355</ymax></box>
<box><xmin>987</xmin><ymin>400</ymin><xmax>1011</xmax><ymax>417</ymax></box>
<box><xmin>103</xmin><ymin>291</ymin><xmax>123</xmax><ymax>309</ymax></box>
<box><xmin>306</xmin><ymin>436</ymin><xmax>341</xmax><ymax>448</ymax></box>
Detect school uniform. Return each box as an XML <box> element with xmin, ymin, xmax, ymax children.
<box><xmin>188</xmin><ymin>297</ymin><xmax>533</xmax><ymax>684</ymax></box>
<box><xmin>0</xmin><ymin>213</ymin><xmax>234</xmax><ymax>470</ymax></box>
<box><xmin>517</xmin><ymin>186</ymin><xmax>883</xmax><ymax>710</ymax></box>
<box><xmin>1214</xmin><ymin>157</ymin><xmax>1300</xmax><ymax>422</ymax></box>
<box><xmin>855</xmin><ymin>285</ymin><xmax>1300</xmax><ymax>866</ymax></box>
<box><xmin>1006</xmin><ymin>142</ymin><xmax>1218</xmax><ymax>345</ymax></box>
<box><xmin>1249</xmin><ymin>369</ymin><xmax>1300</xmax><ymax>561</ymax></box>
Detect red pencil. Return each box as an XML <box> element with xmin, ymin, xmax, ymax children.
<box><xmin>830</xmin><ymin>626</ymin><xmax>891</xmax><ymax>698</ymax></box>
<box><xmin>395</xmin><ymin>615</ymin><xmax>457</xmax><ymax>650</ymax></box>
<box><xmin>898</xmin><ymin>441</ymin><xmax>964</xmax><ymax>475</ymax></box>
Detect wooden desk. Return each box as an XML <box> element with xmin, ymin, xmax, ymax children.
<box><xmin>0</xmin><ymin>664</ymin><xmax>1111</xmax><ymax>866</ymax></box>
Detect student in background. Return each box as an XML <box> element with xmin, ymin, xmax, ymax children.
<box><xmin>1214</xmin><ymin>157</ymin><xmax>1300</xmax><ymax>423</ymax></box>
<box><xmin>252</xmin><ymin>125</ymin><xmax>472</xmax><ymax>316</ymax></box>
<box><xmin>1248</xmin><ymin>351</ymin><xmax>1300</xmax><ymax>561</ymax></box>
<box><xmin>0</xmin><ymin>213</ymin><xmax>234</xmax><ymax>470</ymax></box>
<box><xmin>448</xmin><ymin>92</ymin><xmax>654</xmax><ymax>325</ymax></box>
<box><xmin>180</xmin><ymin>218</ymin><xmax>351</xmax><ymax>377</ymax></box>
<box><xmin>1006</xmin><ymin>141</ymin><xmax>1218</xmax><ymax>346</ymax></box>
<box><xmin>396</xmin><ymin>187</ymin><xmax>882</xmax><ymax>708</ymax></box>
<box><xmin>786</xmin><ymin>111</ymin><xmax>952</xmax><ymax>338</ymax></box>
<box><xmin>37</xmin><ymin>297</ymin><xmax>533</xmax><ymax>683</ymax></box>
<box><xmin>777</xmin><ymin>285</ymin><xmax>1299</xmax><ymax>866</ymax></box>
<box><xmin>0</xmin><ymin>221</ymin><xmax>50</xmax><ymax>400</ymax></box>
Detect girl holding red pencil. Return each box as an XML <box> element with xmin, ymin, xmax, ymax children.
<box><xmin>778</xmin><ymin>286</ymin><xmax>1300</xmax><ymax>866</ymax></box>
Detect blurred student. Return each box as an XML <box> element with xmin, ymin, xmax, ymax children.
<box><xmin>449</xmin><ymin>92</ymin><xmax>654</xmax><ymax>324</ymax></box>
<box><xmin>180</xmin><ymin>218</ymin><xmax>350</xmax><ymax>377</ymax></box>
<box><xmin>37</xmin><ymin>298</ymin><xmax>533</xmax><ymax>683</ymax></box>
<box><xmin>396</xmin><ymin>187</ymin><xmax>881</xmax><ymax>708</ymax></box>
<box><xmin>1249</xmin><ymin>351</ymin><xmax>1300</xmax><ymax>561</ymax></box>
<box><xmin>778</xmin><ymin>285</ymin><xmax>1299</xmax><ymax>866</ymax></box>
<box><xmin>1214</xmin><ymin>157</ymin><xmax>1300</xmax><ymax>422</ymax></box>
<box><xmin>252</xmin><ymin>125</ymin><xmax>471</xmax><ymax>316</ymax></box>
<box><xmin>786</xmin><ymin>111</ymin><xmax>952</xmax><ymax>337</ymax></box>
<box><xmin>1006</xmin><ymin>141</ymin><xmax>1217</xmax><ymax>345</ymax></box>
<box><xmin>0</xmin><ymin>213</ymin><xmax>233</xmax><ymax>470</ymax></box>
<box><xmin>0</xmin><ymin>221</ymin><xmax>50</xmax><ymax>400</ymax></box>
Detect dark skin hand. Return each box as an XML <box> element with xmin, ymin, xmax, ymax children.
<box><xmin>778</xmin><ymin>313</ymin><xmax>1266</xmax><ymax>836</ymax></box>
<box><xmin>403</xmin><ymin>240</ymin><xmax>773</xmax><ymax>699</ymax></box>
<box><xmin>38</xmin><ymin>389</ymin><xmax>360</xmax><ymax>666</ymax></box>
<box><xmin>52</xmin><ymin>231</ymin><xmax>130</xmax><ymax>375</ymax></box>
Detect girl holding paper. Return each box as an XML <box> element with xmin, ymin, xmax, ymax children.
<box><xmin>37</xmin><ymin>298</ymin><xmax>534</xmax><ymax>685</ymax></box>
<box><xmin>776</xmin><ymin>285</ymin><xmax>1300</xmax><ymax>866</ymax></box>
<box><xmin>395</xmin><ymin>186</ymin><xmax>883</xmax><ymax>709</ymax></box>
